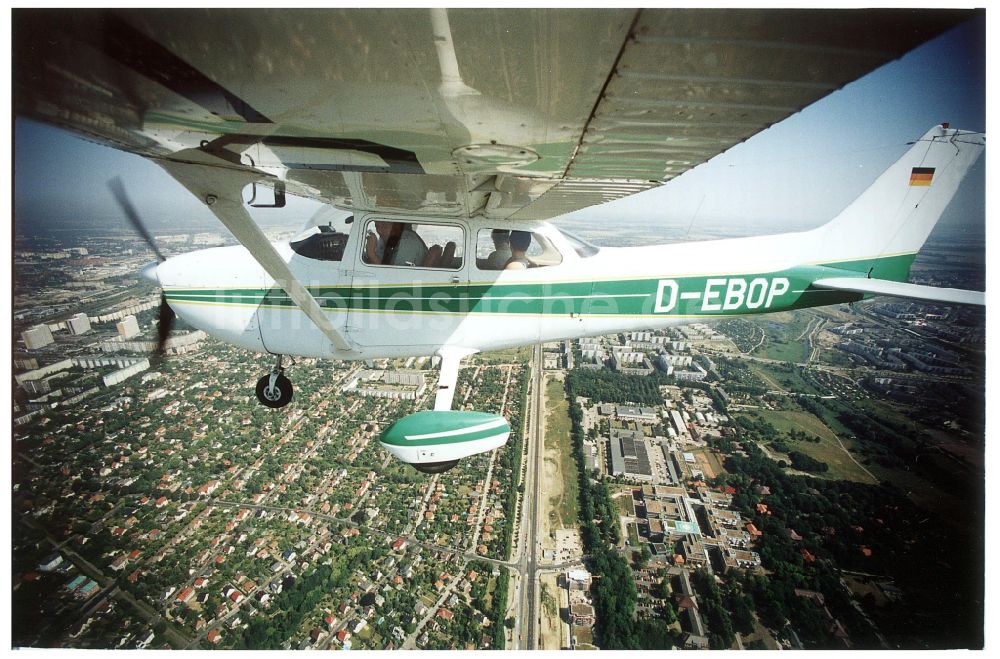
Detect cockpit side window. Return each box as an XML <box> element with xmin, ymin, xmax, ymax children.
<box><xmin>290</xmin><ymin>226</ymin><xmax>348</xmax><ymax>261</ymax></box>
<box><xmin>361</xmin><ymin>220</ymin><xmax>464</xmax><ymax>269</ymax></box>
<box><xmin>475</xmin><ymin>229</ymin><xmax>563</xmax><ymax>270</ymax></box>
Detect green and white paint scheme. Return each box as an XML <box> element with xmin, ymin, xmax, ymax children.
<box><xmin>145</xmin><ymin>124</ymin><xmax>983</xmax><ymax>469</ymax></box>
<box><xmin>380</xmin><ymin>411</ymin><xmax>511</xmax><ymax>474</ymax></box>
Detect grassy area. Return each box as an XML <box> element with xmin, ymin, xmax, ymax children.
<box><xmin>484</xmin><ymin>575</ymin><xmax>496</xmax><ymax>609</ymax></box>
<box><xmin>751</xmin><ymin>312</ymin><xmax>812</xmax><ymax>363</ymax></box>
<box><xmin>482</xmin><ymin>345</ymin><xmax>533</xmax><ymax>364</ymax></box>
<box><xmin>540</xmin><ymin>581</ymin><xmax>558</xmax><ymax>617</ymax></box>
<box><xmin>761</xmin><ymin>339</ymin><xmax>806</xmax><ymax>363</ymax></box>
<box><xmin>545</xmin><ymin>377</ymin><xmax>579</xmax><ymax>528</ymax></box>
<box><xmin>748</xmin><ymin>362</ymin><xmax>823</xmax><ymax>396</ymax></box>
<box><xmin>627</xmin><ymin>522</ymin><xmax>641</xmax><ymax>547</ymax></box>
<box><xmin>816</xmin><ymin>347</ymin><xmax>856</xmax><ymax>367</ymax></box>
<box><xmin>749</xmin><ymin>409</ymin><xmax>838</xmax><ymax>440</ymax></box>
<box><xmin>690</xmin><ymin>448</ymin><xmax>726</xmax><ymax>479</ymax></box>
<box><xmin>613</xmin><ymin>487</ymin><xmax>636</xmax><ymax>517</ymax></box>
<box><xmin>741</xmin><ymin>409</ymin><xmax>876</xmax><ymax>483</ymax></box>
<box><xmin>852</xmin><ymin>399</ymin><xmax>925</xmax><ymax>435</ymax></box>
<box><xmin>749</xmin><ymin>398</ymin><xmax>972</xmax><ymax>517</ymax></box>
<box><xmin>573</xmin><ymin>627</ymin><xmax>594</xmax><ymax>647</ymax></box>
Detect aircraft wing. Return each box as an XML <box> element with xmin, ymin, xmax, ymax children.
<box><xmin>14</xmin><ymin>8</ymin><xmax>974</xmax><ymax>221</ymax></box>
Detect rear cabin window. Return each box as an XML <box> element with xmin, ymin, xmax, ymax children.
<box><xmin>361</xmin><ymin>220</ymin><xmax>464</xmax><ymax>269</ymax></box>
<box><xmin>475</xmin><ymin>229</ymin><xmax>563</xmax><ymax>270</ymax></box>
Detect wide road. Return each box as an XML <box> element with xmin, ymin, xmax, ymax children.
<box><xmin>515</xmin><ymin>343</ymin><xmax>544</xmax><ymax>650</ymax></box>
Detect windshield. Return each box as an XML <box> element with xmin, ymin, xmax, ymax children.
<box><xmin>559</xmin><ymin>229</ymin><xmax>601</xmax><ymax>258</ymax></box>
<box><xmin>290</xmin><ymin>226</ymin><xmax>349</xmax><ymax>261</ymax></box>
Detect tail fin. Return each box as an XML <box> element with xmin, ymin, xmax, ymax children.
<box><xmin>813</xmin><ymin>124</ymin><xmax>984</xmax><ymax>281</ymax></box>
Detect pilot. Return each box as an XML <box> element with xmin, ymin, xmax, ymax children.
<box><xmin>366</xmin><ymin>221</ymin><xmax>428</xmax><ymax>266</ymax></box>
<box><xmin>486</xmin><ymin>229</ymin><xmax>512</xmax><ymax>270</ymax></box>
<box><xmin>504</xmin><ymin>231</ymin><xmax>533</xmax><ymax>270</ymax></box>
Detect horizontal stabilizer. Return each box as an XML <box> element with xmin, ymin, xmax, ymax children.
<box><xmin>813</xmin><ymin>278</ymin><xmax>984</xmax><ymax>306</ymax></box>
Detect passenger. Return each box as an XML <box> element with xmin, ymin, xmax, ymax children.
<box><xmin>504</xmin><ymin>231</ymin><xmax>533</xmax><ymax>270</ymax></box>
<box><xmin>486</xmin><ymin>229</ymin><xmax>512</xmax><ymax>270</ymax></box>
<box><xmin>365</xmin><ymin>221</ymin><xmax>427</xmax><ymax>266</ymax></box>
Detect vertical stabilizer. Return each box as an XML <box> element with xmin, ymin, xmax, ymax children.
<box><xmin>813</xmin><ymin>124</ymin><xmax>983</xmax><ymax>281</ymax></box>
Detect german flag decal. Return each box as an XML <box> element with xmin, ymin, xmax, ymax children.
<box><xmin>909</xmin><ymin>167</ymin><xmax>935</xmax><ymax>186</ymax></box>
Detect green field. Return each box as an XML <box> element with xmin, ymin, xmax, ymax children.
<box><xmin>761</xmin><ymin>339</ymin><xmax>806</xmax><ymax>363</ymax></box>
<box><xmin>745</xmin><ymin>399</ymin><xmax>968</xmax><ymax>509</ymax></box>
<box><xmin>816</xmin><ymin>347</ymin><xmax>856</xmax><ymax>368</ymax></box>
<box><xmin>852</xmin><ymin>399</ymin><xmax>925</xmax><ymax>435</ymax></box>
<box><xmin>742</xmin><ymin>409</ymin><xmax>877</xmax><ymax>483</ymax></box>
<box><xmin>627</xmin><ymin>522</ymin><xmax>641</xmax><ymax>547</ymax></box>
<box><xmin>482</xmin><ymin>345</ymin><xmax>533</xmax><ymax>364</ymax></box>
<box><xmin>751</xmin><ymin>312</ymin><xmax>813</xmax><ymax>363</ymax></box>
<box><xmin>545</xmin><ymin>377</ymin><xmax>579</xmax><ymax>527</ymax></box>
<box><xmin>613</xmin><ymin>486</ymin><xmax>636</xmax><ymax>517</ymax></box>
<box><xmin>748</xmin><ymin>362</ymin><xmax>823</xmax><ymax>396</ymax></box>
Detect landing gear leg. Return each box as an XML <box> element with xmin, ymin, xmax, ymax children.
<box><xmin>255</xmin><ymin>354</ymin><xmax>293</xmax><ymax>408</ymax></box>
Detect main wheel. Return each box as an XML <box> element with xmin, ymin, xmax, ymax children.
<box><xmin>412</xmin><ymin>460</ymin><xmax>459</xmax><ymax>474</ymax></box>
<box><xmin>255</xmin><ymin>373</ymin><xmax>293</xmax><ymax>408</ymax></box>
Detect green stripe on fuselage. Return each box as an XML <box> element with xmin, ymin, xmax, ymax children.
<box><xmin>164</xmin><ymin>261</ymin><xmax>878</xmax><ymax>317</ymax></box>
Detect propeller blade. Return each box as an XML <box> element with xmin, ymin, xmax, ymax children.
<box><xmin>108</xmin><ymin>176</ymin><xmax>166</xmax><ymax>262</ymax></box>
<box><xmin>156</xmin><ymin>294</ymin><xmax>176</xmax><ymax>356</ymax></box>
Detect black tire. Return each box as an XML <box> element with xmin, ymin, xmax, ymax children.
<box><xmin>255</xmin><ymin>373</ymin><xmax>293</xmax><ymax>408</ymax></box>
<box><xmin>412</xmin><ymin>460</ymin><xmax>460</xmax><ymax>474</ymax></box>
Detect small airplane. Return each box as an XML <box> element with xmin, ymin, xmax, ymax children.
<box><xmin>14</xmin><ymin>9</ymin><xmax>984</xmax><ymax>473</ymax></box>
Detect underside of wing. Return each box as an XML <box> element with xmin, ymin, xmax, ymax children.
<box><xmin>14</xmin><ymin>8</ymin><xmax>974</xmax><ymax>220</ymax></box>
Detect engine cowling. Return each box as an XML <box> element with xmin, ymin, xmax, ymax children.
<box><xmin>380</xmin><ymin>410</ymin><xmax>511</xmax><ymax>473</ymax></box>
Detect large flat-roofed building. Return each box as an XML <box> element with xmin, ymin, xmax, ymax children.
<box><xmin>615</xmin><ymin>405</ymin><xmax>659</xmax><ymax>422</ymax></box>
<box><xmin>67</xmin><ymin>312</ymin><xmax>92</xmax><ymax>335</ymax></box>
<box><xmin>609</xmin><ymin>429</ymin><xmax>654</xmax><ymax>481</ymax></box>
<box><xmin>13</xmin><ymin>354</ymin><xmax>39</xmax><ymax>371</ymax></box>
<box><xmin>22</xmin><ymin>324</ymin><xmax>54</xmax><ymax>350</ymax></box>
<box><xmin>345</xmin><ymin>369</ymin><xmax>426</xmax><ymax>400</ymax></box>
<box><xmin>383</xmin><ymin>370</ymin><xmax>423</xmax><ymax>386</ymax></box>
<box><xmin>565</xmin><ymin>569</ymin><xmax>592</xmax><ymax>591</ymax></box>
<box><xmin>675</xmin><ymin>363</ymin><xmax>708</xmax><ymax>382</ymax></box>
<box><xmin>670</xmin><ymin>410</ymin><xmax>689</xmax><ymax>438</ymax></box>
<box><xmin>570</xmin><ymin>602</ymin><xmax>595</xmax><ymax>626</ymax></box>
<box><xmin>660</xmin><ymin>354</ymin><xmax>693</xmax><ymax>367</ymax></box>
<box><xmin>117</xmin><ymin>315</ymin><xmax>140</xmax><ymax>339</ymax></box>
<box><xmin>656</xmin><ymin>357</ymin><xmax>675</xmax><ymax>375</ymax></box>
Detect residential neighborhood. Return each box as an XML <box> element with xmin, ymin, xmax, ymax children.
<box><xmin>13</xmin><ymin>228</ymin><xmax>985</xmax><ymax>649</ymax></box>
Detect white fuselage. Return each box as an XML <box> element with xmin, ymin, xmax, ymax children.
<box><xmin>154</xmin><ymin>211</ymin><xmax>838</xmax><ymax>361</ymax></box>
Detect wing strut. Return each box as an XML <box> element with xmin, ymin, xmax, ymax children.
<box><xmin>157</xmin><ymin>152</ymin><xmax>356</xmax><ymax>353</ymax></box>
<box><xmin>434</xmin><ymin>346</ymin><xmax>478</xmax><ymax>411</ymax></box>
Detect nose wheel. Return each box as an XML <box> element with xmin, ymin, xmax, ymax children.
<box><xmin>255</xmin><ymin>355</ymin><xmax>293</xmax><ymax>408</ymax></box>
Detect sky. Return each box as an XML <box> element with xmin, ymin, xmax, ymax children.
<box><xmin>12</xmin><ymin>11</ymin><xmax>986</xmax><ymax>240</ymax></box>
